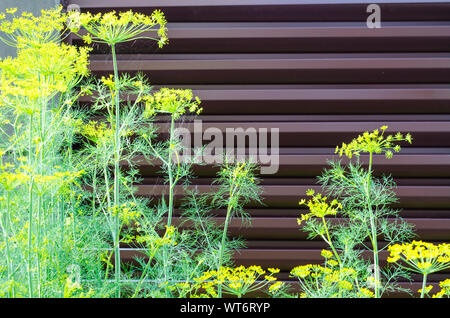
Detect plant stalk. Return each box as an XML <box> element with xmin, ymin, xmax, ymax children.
<box><xmin>111</xmin><ymin>43</ymin><xmax>121</xmax><ymax>298</ymax></box>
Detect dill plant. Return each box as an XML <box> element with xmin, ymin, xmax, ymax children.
<box><xmin>69</xmin><ymin>9</ymin><xmax>168</xmax><ymax>297</ymax></box>
<box><xmin>0</xmin><ymin>6</ymin><xmax>98</xmax><ymax>297</ymax></box>
<box><xmin>211</xmin><ymin>159</ymin><xmax>263</xmax><ymax>297</ymax></box>
<box><xmin>140</xmin><ymin>88</ymin><xmax>202</xmax><ymax>230</ymax></box>
<box><xmin>75</xmin><ymin>73</ymin><xmax>170</xmax><ymax>297</ymax></box>
<box><xmin>295</xmin><ymin>192</ymin><xmax>373</xmax><ymax>298</ymax></box>
<box><xmin>135</xmin><ymin>89</ymin><xmax>224</xmax><ymax>297</ymax></box>
<box><xmin>0</xmin><ymin>6</ymin><xmax>279</xmax><ymax>300</ymax></box>
<box><xmin>300</xmin><ymin>126</ymin><xmax>416</xmax><ymax>298</ymax></box>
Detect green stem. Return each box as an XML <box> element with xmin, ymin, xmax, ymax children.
<box><xmin>58</xmin><ymin>198</ymin><xmax>64</xmax><ymax>297</ymax></box>
<box><xmin>421</xmin><ymin>273</ymin><xmax>428</xmax><ymax>298</ymax></box>
<box><xmin>322</xmin><ymin>217</ymin><xmax>342</xmax><ymax>268</ymax></box>
<box><xmin>166</xmin><ymin>116</ymin><xmax>176</xmax><ymax>228</ymax></box>
<box><xmin>163</xmin><ymin>115</ymin><xmax>176</xmax><ymax>296</ymax></box>
<box><xmin>217</xmin><ymin>205</ymin><xmax>232</xmax><ymax>298</ymax></box>
<box><xmin>37</xmin><ymin>194</ymin><xmax>42</xmax><ymax>297</ymax></box>
<box><xmin>367</xmin><ymin>152</ymin><xmax>380</xmax><ymax>298</ymax></box>
<box><xmin>217</xmin><ymin>184</ymin><xmax>238</xmax><ymax>298</ymax></box>
<box><xmin>27</xmin><ymin>113</ymin><xmax>34</xmax><ymax>298</ymax></box>
<box><xmin>111</xmin><ymin>43</ymin><xmax>121</xmax><ymax>298</ymax></box>
<box><xmin>1</xmin><ymin>191</ymin><xmax>12</xmax><ymax>297</ymax></box>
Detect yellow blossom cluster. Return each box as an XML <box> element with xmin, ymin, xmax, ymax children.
<box><xmin>298</xmin><ymin>189</ymin><xmax>342</xmax><ymax>225</ymax></box>
<box><xmin>63</xmin><ymin>277</ymin><xmax>95</xmax><ymax>298</ymax></box>
<box><xmin>101</xmin><ymin>75</ymin><xmax>115</xmax><ymax>93</ymax></box>
<box><xmin>0</xmin><ymin>6</ymin><xmax>67</xmax><ymax>48</ymax></box>
<box><xmin>432</xmin><ymin>279</ymin><xmax>450</xmax><ymax>298</ymax></box>
<box><xmin>0</xmin><ymin>169</ymin><xmax>29</xmax><ymax>191</ymax></box>
<box><xmin>387</xmin><ymin>240</ymin><xmax>450</xmax><ymax>274</ymax></box>
<box><xmin>67</xmin><ymin>9</ymin><xmax>168</xmax><ymax>47</ymax></box>
<box><xmin>335</xmin><ymin>125</ymin><xmax>412</xmax><ymax>159</ymax></box>
<box><xmin>290</xmin><ymin>263</ymin><xmax>372</xmax><ymax>298</ymax></box>
<box><xmin>143</xmin><ymin>88</ymin><xmax>202</xmax><ymax>120</ymax></box>
<box><xmin>108</xmin><ymin>201</ymin><xmax>142</xmax><ymax>226</ymax></box>
<box><xmin>0</xmin><ymin>158</ymin><xmax>84</xmax><ymax>195</ymax></box>
<box><xmin>0</xmin><ymin>41</ymin><xmax>90</xmax><ymax>114</ymax></box>
<box><xmin>81</xmin><ymin>121</ymin><xmax>114</xmax><ymax>145</ymax></box>
<box><xmin>132</xmin><ymin>225</ymin><xmax>178</xmax><ymax>255</ymax></box>
<box><xmin>321</xmin><ymin>249</ymin><xmax>340</xmax><ymax>267</ymax></box>
<box><xmin>191</xmin><ymin>266</ymin><xmax>282</xmax><ymax>298</ymax></box>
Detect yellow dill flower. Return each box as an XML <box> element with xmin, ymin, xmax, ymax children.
<box><xmin>291</xmin><ymin>263</ymin><xmax>359</xmax><ymax>297</ymax></box>
<box><xmin>418</xmin><ymin>285</ymin><xmax>433</xmax><ymax>295</ymax></box>
<box><xmin>340</xmin><ymin>267</ymin><xmax>357</xmax><ymax>277</ymax></box>
<box><xmin>335</xmin><ymin>125</ymin><xmax>412</xmax><ymax>159</ymax></box>
<box><xmin>290</xmin><ymin>265</ymin><xmax>313</xmax><ymax>279</ymax></box>
<box><xmin>0</xmin><ymin>41</ymin><xmax>90</xmax><ymax>114</ymax></box>
<box><xmin>338</xmin><ymin>280</ymin><xmax>353</xmax><ymax>291</ymax></box>
<box><xmin>264</xmin><ymin>275</ymin><xmax>277</xmax><ymax>282</ymax></box>
<box><xmin>298</xmin><ymin>189</ymin><xmax>342</xmax><ymax>225</ymax></box>
<box><xmin>32</xmin><ymin>169</ymin><xmax>85</xmax><ymax>195</ymax></box>
<box><xmin>81</xmin><ymin>121</ymin><xmax>114</xmax><ymax>145</ymax></box>
<box><xmin>321</xmin><ymin>249</ymin><xmax>333</xmax><ymax>259</ymax></box>
<box><xmin>432</xmin><ymin>279</ymin><xmax>450</xmax><ymax>298</ymax></box>
<box><xmin>358</xmin><ymin>287</ymin><xmax>375</xmax><ymax>298</ymax></box>
<box><xmin>101</xmin><ymin>75</ymin><xmax>115</xmax><ymax>91</ymax></box>
<box><xmin>5</xmin><ymin>8</ymin><xmax>17</xmax><ymax>15</ymax></box>
<box><xmin>327</xmin><ymin>259</ymin><xmax>339</xmax><ymax>267</ymax></box>
<box><xmin>193</xmin><ymin>265</ymin><xmax>279</xmax><ymax>298</ymax></box>
<box><xmin>0</xmin><ymin>170</ymin><xmax>29</xmax><ymax>191</ymax></box>
<box><xmin>432</xmin><ymin>289</ymin><xmax>446</xmax><ymax>298</ymax></box>
<box><xmin>143</xmin><ymin>88</ymin><xmax>202</xmax><ymax>120</ymax></box>
<box><xmin>0</xmin><ymin>6</ymin><xmax>67</xmax><ymax>48</ymax></box>
<box><xmin>387</xmin><ymin>241</ymin><xmax>450</xmax><ymax>275</ymax></box>
<box><xmin>324</xmin><ymin>271</ymin><xmax>340</xmax><ymax>283</ymax></box>
<box><xmin>440</xmin><ymin>279</ymin><xmax>450</xmax><ymax>288</ymax></box>
<box><xmin>67</xmin><ymin>9</ymin><xmax>168</xmax><ymax>47</ymax></box>
<box><xmin>269</xmin><ymin>281</ymin><xmax>284</xmax><ymax>294</ymax></box>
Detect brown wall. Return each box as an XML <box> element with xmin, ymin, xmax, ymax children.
<box><xmin>67</xmin><ymin>0</ymin><xmax>450</xmax><ymax>297</ymax></box>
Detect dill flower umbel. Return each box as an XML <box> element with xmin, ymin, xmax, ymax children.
<box><xmin>0</xmin><ymin>42</ymin><xmax>90</xmax><ymax>114</ymax></box>
<box><xmin>298</xmin><ymin>189</ymin><xmax>342</xmax><ymax>225</ymax></box>
<box><xmin>387</xmin><ymin>241</ymin><xmax>450</xmax><ymax>274</ymax></box>
<box><xmin>387</xmin><ymin>240</ymin><xmax>450</xmax><ymax>298</ymax></box>
<box><xmin>0</xmin><ymin>6</ymin><xmax>67</xmax><ymax>48</ymax></box>
<box><xmin>143</xmin><ymin>88</ymin><xmax>202</xmax><ymax>120</ymax></box>
<box><xmin>80</xmin><ymin>120</ymin><xmax>119</xmax><ymax>149</ymax></box>
<box><xmin>432</xmin><ymin>279</ymin><xmax>450</xmax><ymax>298</ymax></box>
<box><xmin>335</xmin><ymin>125</ymin><xmax>412</xmax><ymax>159</ymax></box>
<box><xmin>67</xmin><ymin>9</ymin><xmax>168</xmax><ymax>47</ymax></box>
<box><xmin>290</xmin><ymin>264</ymin><xmax>365</xmax><ymax>298</ymax></box>
<box><xmin>192</xmin><ymin>265</ymin><xmax>281</xmax><ymax>298</ymax></box>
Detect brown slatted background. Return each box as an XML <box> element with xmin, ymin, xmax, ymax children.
<box><xmin>66</xmin><ymin>0</ymin><xmax>450</xmax><ymax>297</ymax></box>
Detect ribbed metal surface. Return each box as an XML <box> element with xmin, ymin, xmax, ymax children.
<box><xmin>67</xmin><ymin>0</ymin><xmax>450</xmax><ymax>296</ymax></box>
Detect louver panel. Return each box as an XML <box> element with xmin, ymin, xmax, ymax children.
<box><xmin>66</xmin><ymin>0</ymin><xmax>450</xmax><ymax>296</ymax></box>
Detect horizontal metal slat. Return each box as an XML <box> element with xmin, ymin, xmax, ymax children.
<box><xmin>135</xmin><ymin>184</ymin><xmax>450</xmax><ymax>208</ymax></box>
<box><xmin>69</xmin><ymin>1</ymin><xmax>450</xmax><ymax>22</ymax></box>
<box><xmin>118</xmin><ymin>248</ymin><xmax>450</xmax><ymax>275</ymax></box>
<box><xmin>131</xmin><ymin>153</ymin><xmax>450</xmax><ymax>177</ymax></box>
<box><xmin>79</xmin><ymin>84</ymin><xmax>450</xmax><ymax>114</ymax></box>
<box><xmin>147</xmin><ymin>121</ymin><xmax>450</xmax><ymax>147</ymax></box>
<box><xmin>71</xmin><ymin>21</ymin><xmax>450</xmax><ymax>53</ymax></box>
<box><xmin>169</xmin><ymin>208</ymin><xmax>450</xmax><ymax>218</ymax></box>
<box><xmin>89</xmin><ymin>53</ymin><xmax>450</xmax><ymax>84</ymax></box>
<box><xmin>169</xmin><ymin>217</ymin><xmax>450</xmax><ymax>241</ymax></box>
